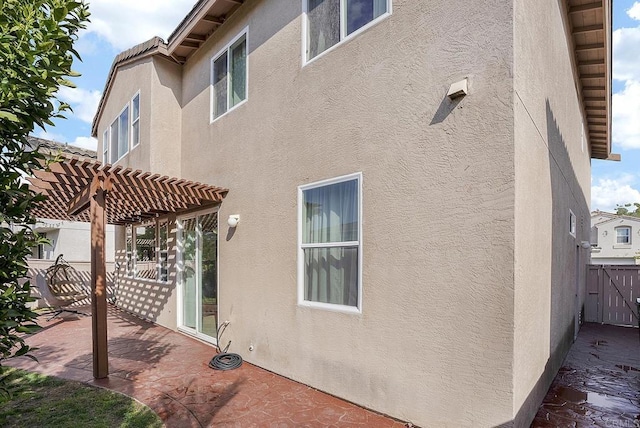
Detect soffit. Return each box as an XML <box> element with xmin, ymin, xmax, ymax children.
<box><xmin>28</xmin><ymin>154</ymin><xmax>228</xmax><ymax>225</ymax></box>
<box><xmin>167</xmin><ymin>0</ymin><xmax>245</xmax><ymax>64</ymax></box>
<box><xmin>566</xmin><ymin>0</ymin><xmax>612</xmax><ymax>160</ymax></box>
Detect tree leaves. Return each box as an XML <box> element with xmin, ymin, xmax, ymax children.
<box><xmin>0</xmin><ymin>0</ymin><xmax>90</xmax><ymax>377</ymax></box>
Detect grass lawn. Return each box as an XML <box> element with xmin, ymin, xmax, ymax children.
<box><xmin>0</xmin><ymin>368</ymin><xmax>163</xmax><ymax>428</ymax></box>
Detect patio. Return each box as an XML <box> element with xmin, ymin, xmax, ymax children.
<box><xmin>6</xmin><ymin>305</ymin><xmax>407</xmax><ymax>427</ymax></box>
<box><xmin>533</xmin><ymin>323</ymin><xmax>640</xmax><ymax>427</ymax></box>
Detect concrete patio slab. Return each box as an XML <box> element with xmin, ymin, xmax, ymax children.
<box><xmin>6</xmin><ymin>305</ymin><xmax>408</xmax><ymax>427</ymax></box>
<box><xmin>532</xmin><ymin>323</ymin><xmax>640</xmax><ymax>427</ymax></box>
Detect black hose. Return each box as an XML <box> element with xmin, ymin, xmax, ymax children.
<box><xmin>209</xmin><ymin>353</ymin><xmax>242</xmax><ymax>370</ymax></box>
<box><xmin>208</xmin><ymin>321</ymin><xmax>242</xmax><ymax>370</ymax></box>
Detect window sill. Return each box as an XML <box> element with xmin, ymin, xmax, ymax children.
<box><xmin>210</xmin><ymin>99</ymin><xmax>247</xmax><ymax>124</ymax></box>
<box><xmin>613</xmin><ymin>244</ymin><xmax>632</xmax><ymax>249</ymax></box>
<box><xmin>298</xmin><ymin>300</ymin><xmax>361</xmax><ymax>315</ymax></box>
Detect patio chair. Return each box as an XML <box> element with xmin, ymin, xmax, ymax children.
<box><xmin>43</xmin><ymin>254</ymin><xmax>90</xmax><ymax>321</ymax></box>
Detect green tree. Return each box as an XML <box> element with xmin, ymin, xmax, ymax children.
<box><xmin>0</xmin><ymin>0</ymin><xmax>90</xmax><ymax>373</ymax></box>
<box><xmin>614</xmin><ymin>203</ymin><xmax>640</xmax><ymax>217</ymax></box>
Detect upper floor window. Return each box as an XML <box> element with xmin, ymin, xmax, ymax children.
<box><xmin>131</xmin><ymin>93</ymin><xmax>140</xmax><ymax>148</ymax></box>
<box><xmin>616</xmin><ymin>226</ymin><xmax>631</xmax><ymax>245</ymax></box>
<box><xmin>305</xmin><ymin>0</ymin><xmax>390</xmax><ymax>61</ymax></box>
<box><xmin>298</xmin><ymin>173</ymin><xmax>362</xmax><ymax>312</ymax></box>
<box><xmin>211</xmin><ymin>30</ymin><xmax>247</xmax><ymax>121</ymax></box>
<box><xmin>102</xmin><ymin>92</ymin><xmax>140</xmax><ymax>164</ymax></box>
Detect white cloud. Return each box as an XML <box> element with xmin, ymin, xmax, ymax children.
<box><xmin>83</xmin><ymin>0</ymin><xmax>197</xmax><ymax>51</ymax></box>
<box><xmin>56</xmin><ymin>86</ymin><xmax>102</xmax><ymax>124</ymax></box>
<box><xmin>628</xmin><ymin>2</ymin><xmax>640</xmax><ymax>20</ymax></box>
<box><xmin>69</xmin><ymin>136</ymin><xmax>98</xmax><ymax>151</ymax></box>
<box><xmin>611</xmin><ymin>10</ymin><xmax>640</xmax><ymax>151</ymax></box>
<box><xmin>612</xmin><ymin>80</ymin><xmax>640</xmax><ymax>149</ymax></box>
<box><xmin>613</xmin><ymin>27</ymin><xmax>640</xmax><ymax>82</ymax></box>
<box><xmin>592</xmin><ymin>175</ymin><xmax>640</xmax><ymax>212</ymax></box>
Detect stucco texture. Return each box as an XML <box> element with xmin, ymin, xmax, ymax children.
<box><xmin>93</xmin><ymin>0</ymin><xmax>595</xmax><ymax>426</ymax></box>
<box><xmin>513</xmin><ymin>0</ymin><xmax>593</xmax><ymax>424</ymax></box>
<box><xmin>178</xmin><ymin>1</ymin><xmax>514</xmax><ymax>426</ymax></box>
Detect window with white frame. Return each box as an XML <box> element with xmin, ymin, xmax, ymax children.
<box><xmin>616</xmin><ymin>226</ymin><xmax>631</xmax><ymax>245</ymax></box>
<box><xmin>569</xmin><ymin>210</ymin><xmax>576</xmax><ymax>237</ymax></box>
<box><xmin>131</xmin><ymin>93</ymin><xmax>140</xmax><ymax>148</ymax></box>
<box><xmin>159</xmin><ymin>221</ymin><xmax>168</xmax><ymax>282</ymax></box>
<box><xmin>305</xmin><ymin>0</ymin><xmax>390</xmax><ymax>61</ymax></box>
<box><xmin>125</xmin><ymin>220</ymin><xmax>169</xmax><ymax>282</ymax></box>
<box><xmin>299</xmin><ymin>173</ymin><xmax>361</xmax><ymax>309</ymax></box>
<box><xmin>109</xmin><ymin>105</ymin><xmax>129</xmax><ymax>163</ymax></box>
<box><xmin>102</xmin><ymin>130</ymin><xmax>108</xmax><ymax>164</ymax></box>
<box><xmin>125</xmin><ymin>225</ymin><xmax>134</xmax><ymax>276</ymax></box>
<box><xmin>135</xmin><ymin>223</ymin><xmax>157</xmax><ymax>280</ymax></box>
<box><xmin>211</xmin><ymin>31</ymin><xmax>247</xmax><ymax>120</ymax></box>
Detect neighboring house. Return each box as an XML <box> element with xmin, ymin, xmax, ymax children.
<box><xmin>89</xmin><ymin>1</ymin><xmax>612</xmax><ymax>426</ymax></box>
<box><xmin>591</xmin><ymin>210</ymin><xmax>640</xmax><ymax>264</ymax></box>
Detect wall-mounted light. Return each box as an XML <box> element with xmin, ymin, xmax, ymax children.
<box><xmin>227</xmin><ymin>215</ymin><xmax>240</xmax><ymax>228</ymax></box>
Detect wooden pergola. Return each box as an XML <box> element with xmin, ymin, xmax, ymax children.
<box><xmin>28</xmin><ymin>154</ymin><xmax>228</xmax><ymax>378</ymax></box>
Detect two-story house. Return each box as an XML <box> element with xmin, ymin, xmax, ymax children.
<box><xmin>591</xmin><ymin>210</ymin><xmax>640</xmax><ymax>264</ymax></box>
<box><xmin>88</xmin><ymin>1</ymin><xmax>612</xmax><ymax>426</ymax></box>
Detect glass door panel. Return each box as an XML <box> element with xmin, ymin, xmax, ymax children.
<box><xmin>200</xmin><ymin>212</ymin><xmax>218</xmax><ymax>338</ymax></box>
<box><xmin>178</xmin><ymin>212</ymin><xmax>218</xmax><ymax>341</ymax></box>
<box><xmin>181</xmin><ymin>217</ymin><xmax>197</xmax><ymax>330</ymax></box>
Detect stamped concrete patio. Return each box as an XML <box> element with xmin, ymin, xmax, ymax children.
<box><xmin>533</xmin><ymin>323</ymin><xmax>640</xmax><ymax>427</ymax></box>
<box><xmin>7</xmin><ymin>306</ymin><xmax>407</xmax><ymax>427</ymax></box>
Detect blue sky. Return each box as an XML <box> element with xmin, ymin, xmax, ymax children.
<box><xmin>38</xmin><ymin>1</ymin><xmax>639</xmax><ymax>213</ymax></box>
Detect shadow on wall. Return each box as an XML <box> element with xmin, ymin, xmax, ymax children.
<box><xmin>510</xmin><ymin>100</ymin><xmax>589</xmax><ymax>426</ymax></box>
<box><xmin>111</xmin><ymin>246</ymin><xmax>175</xmax><ymax>324</ymax></box>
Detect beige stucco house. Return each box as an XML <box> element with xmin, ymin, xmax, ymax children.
<box><xmin>91</xmin><ymin>1</ymin><xmax>612</xmax><ymax>426</ymax></box>
<box><xmin>591</xmin><ymin>211</ymin><xmax>640</xmax><ymax>264</ymax></box>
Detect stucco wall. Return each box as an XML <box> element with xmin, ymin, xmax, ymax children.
<box><xmin>32</xmin><ymin>219</ymin><xmax>115</xmax><ymax>263</ymax></box>
<box><xmin>111</xmin><ymin>220</ymin><xmax>179</xmax><ymax>329</ymax></box>
<box><xmin>96</xmin><ymin>58</ymin><xmax>153</xmax><ymax>172</ymax></box>
<box><xmin>177</xmin><ymin>1</ymin><xmax>515</xmax><ymax>426</ymax></box>
<box><xmin>513</xmin><ymin>0</ymin><xmax>592</xmax><ymax>424</ymax></box>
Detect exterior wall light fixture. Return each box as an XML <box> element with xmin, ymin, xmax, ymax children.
<box><xmin>227</xmin><ymin>215</ymin><xmax>240</xmax><ymax>228</ymax></box>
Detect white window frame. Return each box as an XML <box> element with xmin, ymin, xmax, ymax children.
<box><xmin>125</xmin><ymin>219</ymin><xmax>169</xmax><ymax>283</ymax></box>
<box><xmin>297</xmin><ymin>172</ymin><xmax>363</xmax><ymax>314</ymax></box>
<box><xmin>210</xmin><ymin>27</ymin><xmax>249</xmax><ymax>123</ymax></box>
<box><xmin>109</xmin><ymin>103</ymin><xmax>130</xmax><ymax>164</ymax></box>
<box><xmin>158</xmin><ymin>220</ymin><xmax>169</xmax><ymax>283</ymax></box>
<box><xmin>131</xmin><ymin>91</ymin><xmax>140</xmax><ymax>149</ymax></box>
<box><xmin>616</xmin><ymin>226</ymin><xmax>631</xmax><ymax>245</ymax></box>
<box><xmin>176</xmin><ymin>207</ymin><xmax>220</xmax><ymax>343</ymax></box>
<box><xmin>102</xmin><ymin>129</ymin><xmax>108</xmax><ymax>164</ymax></box>
<box><xmin>302</xmin><ymin>0</ymin><xmax>392</xmax><ymax>65</ymax></box>
<box><xmin>125</xmin><ymin>225</ymin><xmax>134</xmax><ymax>277</ymax></box>
<box><xmin>569</xmin><ymin>210</ymin><xmax>576</xmax><ymax>237</ymax></box>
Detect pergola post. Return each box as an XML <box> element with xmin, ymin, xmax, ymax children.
<box><xmin>90</xmin><ymin>174</ymin><xmax>109</xmax><ymax>379</ymax></box>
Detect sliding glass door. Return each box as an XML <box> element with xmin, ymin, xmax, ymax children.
<box><xmin>178</xmin><ymin>211</ymin><xmax>218</xmax><ymax>341</ymax></box>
